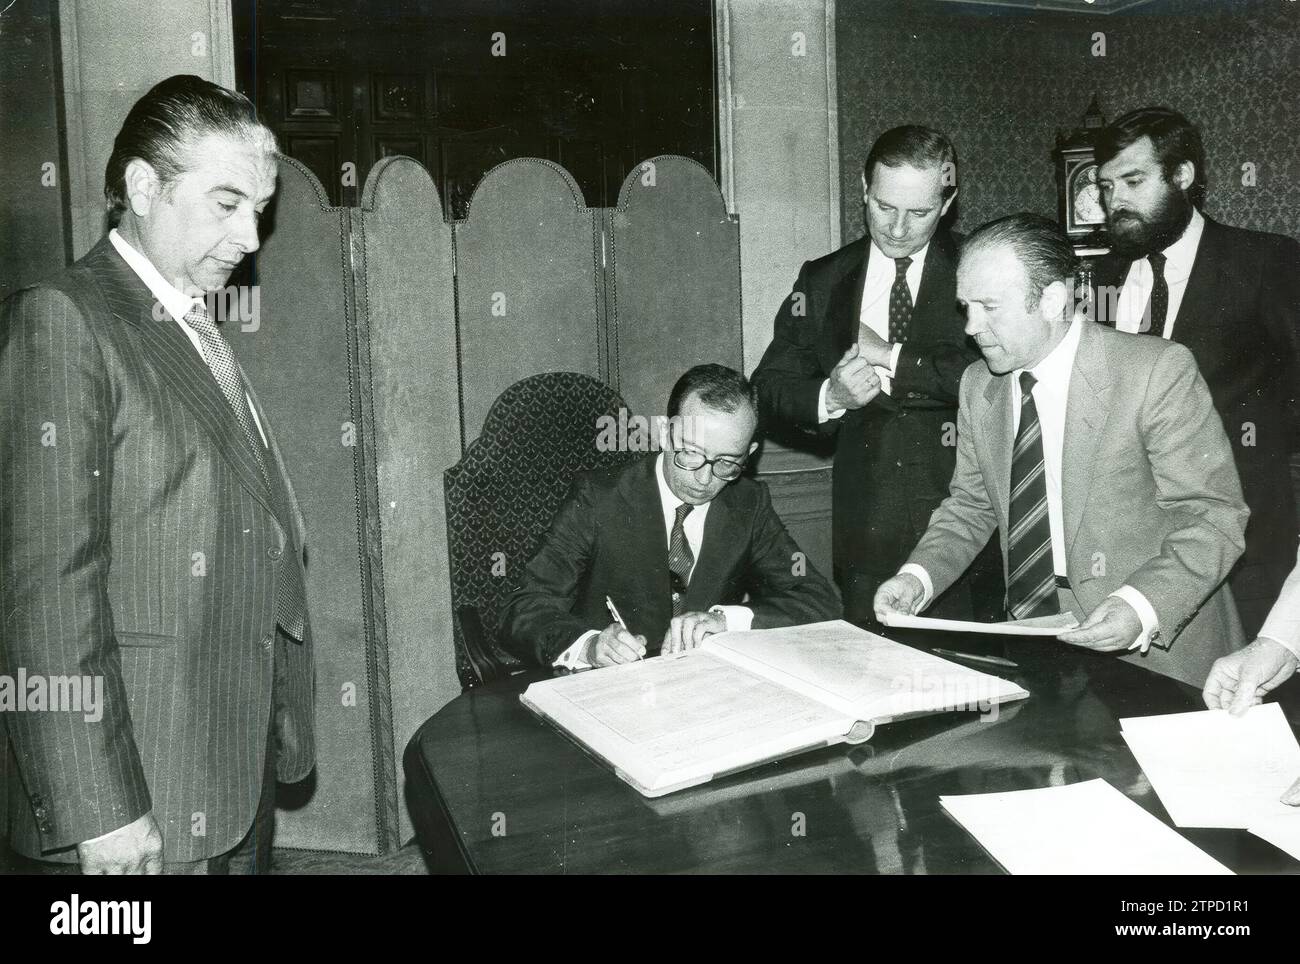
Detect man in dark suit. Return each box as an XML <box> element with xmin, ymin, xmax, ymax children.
<box><xmin>0</xmin><ymin>75</ymin><xmax>314</xmax><ymax>873</ymax></box>
<box><xmin>753</xmin><ymin>125</ymin><xmax>999</xmax><ymax>625</ymax></box>
<box><xmin>1091</xmin><ymin>106</ymin><xmax>1300</xmax><ymax>639</ymax></box>
<box><xmin>503</xmin><ymin>364</ymin><xmax>840</xmax><ymax>668</ymax></box>
<box><xmin>876</xmin><ymin>214</ymin><xmax>1248</xmax><ymax>687</ymax></box>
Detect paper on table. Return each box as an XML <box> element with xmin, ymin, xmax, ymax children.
<box><xmin>1119</xmin><ymin>703</ymin><xmax>1300</xmax><ymax>828</ymax></box>
<box><xmin>879</xmin><ymin>611</ymin><xmax>1079</xmax><ymax>636</ymax></box>
<box><xmin>940</xmin><ymin>778</ymin><xmax>1232</xmax><ymax>875</ymax></box>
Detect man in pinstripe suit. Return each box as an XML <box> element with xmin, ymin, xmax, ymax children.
<box><xmin>0</xmin><ymin>76</ymin><xmax>315</xmax><ymax>874</ymax></box>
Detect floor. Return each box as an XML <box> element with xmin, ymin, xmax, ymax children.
<box><xmin>1</xmin><ymin>841</ymin><xmax>435</xmax><ymax>875</ymax></box>
<box><xmin>270</xmin><ymin>842</ymin><xmax>432</xmax><ymax>874</ymax></box>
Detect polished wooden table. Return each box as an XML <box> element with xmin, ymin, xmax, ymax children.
<box><xmin>404</xmin><ymin>633</ymin><xmax>1300</xmax><ymax>874</ymax></box>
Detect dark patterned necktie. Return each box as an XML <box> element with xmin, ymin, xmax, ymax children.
<box><xmin>1141</xmin><ymin>251</ymin><xmax>1169</xmax><ymax>337</ymax></box>
<box><xmin>1006</xmin><ymin>372</ymin><xmax>1060</xmax><ymax>619</ymax></box>
<box><xmin>181</xmin><ymin>303</ymin><xmax>307</xmax><ymax>641</ymax></box>
<box><xmin>183</xmin><ymin>303</ymin><xmax>267</xmax><ymax>474</ymax></box>
<box><xmin>888</xmin><ymin>256</ymin><xmax>914</xmax><ymax>343</ymax></box>
<box><xmin>667</xmin><ymin>503</ymin><xmax>694</xmax><ymax>616</ymax></box>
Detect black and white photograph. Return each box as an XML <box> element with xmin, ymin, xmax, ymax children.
<box><xmin>1</xmin><ymin>0</ymin><xmax>1298</xmax><ymax>931</ymax></box>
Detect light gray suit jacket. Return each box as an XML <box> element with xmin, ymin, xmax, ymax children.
<box><xmin>908</xmin><ymin>319</ymin><xmax>1248</xmax><ymax>687</ymax></box>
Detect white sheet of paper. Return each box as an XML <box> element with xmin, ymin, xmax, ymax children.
<box><xmin>879</xmin><ymin>611</ymin><xmax>1079</xmax><ymax>636</ymax></box>
<box><xmin>1119</xmin><ymin>703</ymin><xmax>1300</xmax><ymax>828</ymax></box>
<box><xmin>940</xmin><ymin>778</ymin><xmax>1232</xmax><ymax>875</ymax></box>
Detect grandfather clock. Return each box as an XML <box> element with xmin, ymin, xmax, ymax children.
<box><xmin>1054</xmin><ymin>96</ymin><xmax>1111</xmax><ymax>294</ymax></box>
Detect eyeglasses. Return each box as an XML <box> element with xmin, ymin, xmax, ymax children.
<box><xmin>672</xmin><ymin>448</ymin><xmax>747</xmax><ymax>481</ymax></box>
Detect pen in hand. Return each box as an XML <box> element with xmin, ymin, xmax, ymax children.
<box><xmin>605</xmin><ymin>595</ymin><xmax>627</xmax><ymax>630</ymax></box>
<box><xmin>602</xmin><ymin>595</ymin><xmax>646</xmax><ymax>663</ymax></box>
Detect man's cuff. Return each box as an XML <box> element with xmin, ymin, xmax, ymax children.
<box><xmin>1110</xmin><ymin>585</ymin><xmax>1159</xmax><ymax>647</ymax></box>
<box><xmin>817</xmin><ymin>379</ymin><xmax>846</xmax><ymax>423</ymax></box>
<box><xmin>885</xmin><ymin>342</ymin><xmax>903</xmax><ymax>378</ymax></box>
<box><xmin>710</xmin><ymin>605</ymin><xmax>753</xmax><ymax>632</ymax></box>
<box><xmin>898</xmin><ymin>564</ymin><xmax>934</xmax><ymax>611</ymax></box>
<box><xmin>553</xmin><ymin>630</ymin><xmax>599</xmax><ymax>671</ymax></box>
<box><xmin>1260</xmin><ymin>633</ymin><xmax>1300</xmax><ymax>664</ymax></box>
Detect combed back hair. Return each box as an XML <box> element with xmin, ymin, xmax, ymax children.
<box><xmin>104</xmin><ymin>74</ymin><xmax>277</xmax><ymax>219</ymax></box>
<box><xmin>667</xmin><ymin>364</ymin><xmax>758</xmax><ymax>420</ymax></box>
<box><xmin>863</xmin><ymin>125</ymin><xmax>958</xmax><ymax>200</ymax></box>
<box><xmin>1096</xmin><ymin>106</ymin><xmax>1206</xmax><ymax>209</ymax></box>
<box><xmin>964</xmin><ymin>213</ymin><xmax>1080</xmax><ymax>308</ymax></box>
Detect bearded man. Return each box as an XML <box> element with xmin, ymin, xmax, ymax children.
<box><xmin>1091</xmin><ymin>106</ymin><xmax>1300</xmax><ymax>639</ymax></box>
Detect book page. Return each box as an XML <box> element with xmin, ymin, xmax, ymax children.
<box><xmin>705</xmin><ymin>620</ymin><xmax>1028</xmax><ymax>722</ymax></box>
<box><xmin>941</xmin><ymin>779</ymin><xmax>1232</xmax><ymax>875</ymax></box>
<box><xmin>522</xmin><ymin>650</ymin><xmax>850</xmax><ymax>793</ymax></box>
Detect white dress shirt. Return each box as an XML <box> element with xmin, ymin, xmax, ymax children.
<box><xmin>1112</xmin><ymin>208</ymin><xmax>1205</xmax><ymax>338</ymax></box>
<box><xmin>554</xmin><ymin>453</ymin><xmax>754</xmax><ymax>669</ymax></box>
<box><xmin>1259</xmin><ymin>547</ymin><xmax>1300</xmax><ymax>661</ymax></box>
<box><xmin>818</xmin><ymin>239</ymin><xmax>921</xmax><ymax>420</ymax></box>
<box><xmin>900</xmin><ymin>316</ymin><xmax>1158</xmax><ymax>645</ymax></box>
<box><xmin>108</xmin><ymin>229</ymin><xmax>268</xmax><ymax>448</ymax></box>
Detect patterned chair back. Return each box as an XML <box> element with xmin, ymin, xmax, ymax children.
<box><xmin>444</xmin><ymin>372</ymin><xmax>640</xmax><ymax>688</ymax></box>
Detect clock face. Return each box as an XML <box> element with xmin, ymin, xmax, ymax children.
<box><xmin>1072</xmin><ymin>164</ymin><xmax>1105</xmax><ymax>226</ymax></box>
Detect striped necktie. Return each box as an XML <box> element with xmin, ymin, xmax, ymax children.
<box><xmin>667</xmin><ymin>503</ymin><xmax>694</xmax><ymax>616</ymax></box>
<box><xmin>1006</xmin><ymin>372</ymin><xmax>1060</xmax><ymax>619</ymax></box>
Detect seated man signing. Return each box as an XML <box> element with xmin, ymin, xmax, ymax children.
<box><xmin>503</xmin><ymin>364</ymin><xmax>841</xmax><ymax>669</ymax></box>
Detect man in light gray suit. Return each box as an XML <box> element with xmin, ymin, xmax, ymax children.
<box><xmin>875</xmin><ymin>213</ymin><xmax>1248</xmax><ymax>687</ymax></box>
<box><xmin>1</xmin><ymin>75</ymin><xmax>314</xmax><ymax>873</ymax></box>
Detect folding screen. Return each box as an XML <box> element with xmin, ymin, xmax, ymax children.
<box><xmin>231</xmin><ymin>156</ymin><xmax>388</xmax><ymax>852</ymax></box>
<box><xmin>605</xmin><ymin>156</ymin><xmax>744</xmax><ymax>417</ymax></box>
<box><xmin>452</xmin><ymin>159</ymin><xmax>603</xmax><ymax>447</ymax></box>
<box><xmin>352</xmin><ymin>156</ymin><xmax>462</xmax><ymax>846</ymax></box>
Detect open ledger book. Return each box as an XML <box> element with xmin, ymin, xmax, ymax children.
<box><xmin>520</xmin><ymin>619</ymin><xmax>1029</xmax><ymax>797</ymax></box>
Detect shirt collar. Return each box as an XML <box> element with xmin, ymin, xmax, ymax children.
<box><xmin>1157</xmin><ymin>207</ymin><xmax>1204</xmax><ymax>283</ymax></box>
<box><xmin>109</xmin><ymin>228</ymin><xmax>201</xmax><ymax>323</ymax></box>
<box><xmin>654</xmin><ymin>452</ymin><xmax>713</xmax><ymax>518</ymax></box>
<box><xmin>1017</xmin><ymin>313</ymin><xmax>1084</xmax><ymax>388</ymax></box>
<box><xmin>867</xmin><ymin>238</ymin><xmax>930</xmax><ymax>277</ymax></box>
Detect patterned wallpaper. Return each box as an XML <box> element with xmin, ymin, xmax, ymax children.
<box><xmin>836</xmin><ymin>0</ymin><xmax>1300</xmax><ymax>244</ymax></box>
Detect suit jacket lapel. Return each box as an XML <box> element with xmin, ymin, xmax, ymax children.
<box><xmin>1062</xmin><ymin>321</ymin><xmax>1112</xmax><ymax>554</ymax></box>
<box><xmin>1173</xmin><ymin>217</ymin><xmax>1229</xmax><ymax>335</ymax></box>
<box><xmin>829</xmin><ymin>248</ymin><xmax>868</xmax><ymax>359</ymax></box>
<box><xmin>912</xmin><ymin>229</ymin><xmax>957</xmax><ymax>335</ymax></box>
<box><xmin>981</xmin><ymin>372</ymin><xmax>1013</xmax><ymax>532</ymax></box>
<box><xmin>88</xmin><ymin>240</ymin><xmax>278</xmax><ymax>518</ymax></box>
<box><xmin>683</xmin><ymin>491</ymin><xmax>733</xmax><ymax>612</ymax></box>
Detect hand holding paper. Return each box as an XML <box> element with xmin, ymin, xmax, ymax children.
<box><xmin>1057</xmin><ymin>595</ymin><xmax>1144</xmax><ymax>652</ymax></box>
<box><xmin>1202</xmin><ymin>638</ymin><xmax>1299</xmax><ymax>716</ymax></box>
<box><xmin>873</xmin><ymin>572</ymin><xmax>926</xmax><ymax>620</ymax></box>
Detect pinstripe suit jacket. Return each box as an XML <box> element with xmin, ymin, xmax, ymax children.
<box><xmin>0</xmin><ymin>237</ymin><xmax>315</xmax><ymax>861</ymax></box>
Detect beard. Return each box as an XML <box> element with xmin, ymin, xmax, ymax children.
<box><xmin>1106</xmin><ymin>182</ymin><xmax>1194</xmax><ymax>259</ymax></box>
